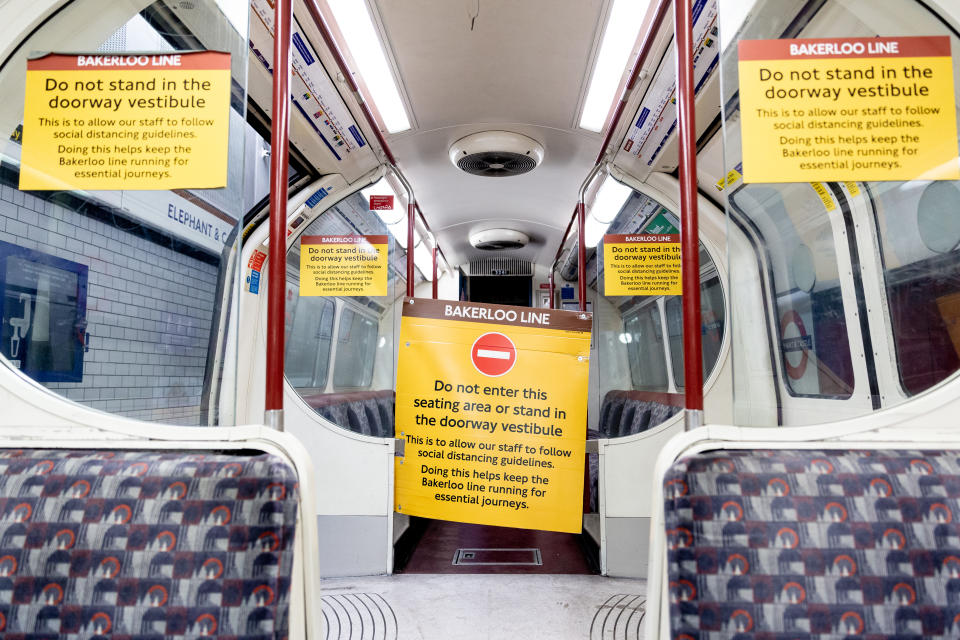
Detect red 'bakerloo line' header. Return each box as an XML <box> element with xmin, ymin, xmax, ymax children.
<box><xmin>301</xmin><ymin>235</ymin><xmax>389</xmax><ymax>245</ymax></box>
<box><xmin>26</xmin><ymin>51</ymin><xmax>231</xmax><ymax>71</ymax></box>
<box><xmin>605</xmin><ymin>234</ymin><xmax>680</xmax><ymax>243</ymax></box>
<box><xmin>739</xmin><ymin>36</ymin><xmax>951</xmax><ymax>61</ymax></box>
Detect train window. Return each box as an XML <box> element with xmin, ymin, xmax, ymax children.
<box><xmin>623</xmin><ymin>305</ymin><xmax>667</xmax><ymax>390</ymax></box>
<box><xmin>730</xmin><ymin>184</ymin><xmax>855</xmax><ymax>399</ymax></box>
<box><xmin>333</xmin><ymin>308</ymin><xmax>377</xmax><ymax>389</ymax></box>
<box><xmin>592</xmin><ymin>184</ymin><xmax>727</xmax><ymax>437</ymax></box>
<box><xmin>284</xmin><ymin>294</ymin><xmax>335</xmax><ymax>389</ymax></box>
<box><xmin>666</xmin><ymin>271</ymin><xmax>725</xmax><ymax>389</ymax></box>
<box><xmin>0</xmin><ymin>1</ymin><xmax>256</xmax><ymax>425</ymax></box>
<box><xmin>870</xmin><ymin>180</ymin><xmax>960</xmax><ymax>395</ymax></box>
<box><xmin>284</xmin><ymin>185</ymin><xmax>401</xmax><ymax>437</ymax></box>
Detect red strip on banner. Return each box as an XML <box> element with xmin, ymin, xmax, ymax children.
<box><xmin>301</xmin><ymin>235</ymin><xmax>389</xmax><ymax>245</ymax></box>
<box><xmin>604</xmin><ymin>233</ymin><xmax>681</xmax><ymax>243</ymax></box>
<box><xmin>738</xmin><ymin>36</ymin><xmax>951</xmax><ymax>61</ymax></box>
<box><xmin>27</xmin><ymin>51</ymin><xmax>231</xmax><ymax>71</ymax></box>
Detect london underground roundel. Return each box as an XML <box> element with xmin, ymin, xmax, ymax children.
<box><xmin>471</xmin><ymin>332</ymin><xmax>517</xmax><ymax>377</ymax></box>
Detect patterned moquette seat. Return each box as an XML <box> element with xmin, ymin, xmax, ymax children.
<box><xmin>664</xmin><ymin>449</ymin><xmax>960</xmax><ymax>638</ymax></box>
<box><xmin>0</xmin><ymin>448</ymin><xmax>299</xmax><ymax>638</ymax></box>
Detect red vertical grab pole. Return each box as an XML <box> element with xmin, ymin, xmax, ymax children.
<box><xmin>265</xmin><ymin>0</ymin><xmax>293</xmax><ymax>430</ymax></box>
<box><xmin>675</xmin><ymin>0</ymin><xmax>703</xmax><ymax>429</ymax></box>
<box><xmin>432</xmin><ymin>246</ymin><xmax>438</xmax><ymax>299</ymax></box>
<box><xmin>406</xmin><ymin>203</ymin><xmax>416</xmax><ymax>297</ymax></box>
<box><xmin>577</xmin><ymin>202</ymin><xmax>587</xmax><ymax>312</ymax></box>
<box><xmin>548</xmin><ymin>270</ymin><xmax>555</xmax><ymax>309</ymax></box>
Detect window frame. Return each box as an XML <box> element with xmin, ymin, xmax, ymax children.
<box><xmin>331</xmin><ymin>302</ymin><xmax>379</xmax><ymax>391</ymax></box>
<box><xmin>864</xmin><ymin>180</ymin><xmax>960</xmax><ymax>399</ymax></box>
<box><xmin>284</xmin><ymin>293</ymin><xmax>336</xmax><ymax>391</ymax></box>
<box><xmin>622</xmin><ymin>298</ymin><xmax>671</xmax><ymax>392</ymax></box>
<box><xmin>727</xmin><ymin>183</ymin><xmax>860</xmax><ymax>401</ymax></box>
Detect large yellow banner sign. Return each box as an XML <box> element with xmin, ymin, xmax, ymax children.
<box><xmin>20</xmin><ymin>51</ymin><xmax>231</xmax><ymax>190</ymax></box>
<box><xmin>299</xmin><ymin>235</ymin><xmax>388</xmax><ymax>297</ymax></box>
<box><xmin>603</xmin><ymin>233</ymin><xmax>681</xmax><ymax>296</ymax></box>
<box><xmin>739</xmin><ymin>36</ymin><xmax>959</xmax><ymax>182</ymax></box>
<box><xmin>394</xmin><ymin>298</ymin><xmax>592</xmax><ymax>533</ymax></box>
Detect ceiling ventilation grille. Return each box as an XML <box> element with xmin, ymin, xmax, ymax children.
<box><xmin>457</xmin><ymin>152</ymin><xmax>537</xmax><ymax>177</ymax></box>
<box><xmin>468</xmin><ymin>257</ymin><xmax>533</xmax><ymax>277</ymax></box>
<box><xmin>450</xmin><ymin>131</ymin><xmax>545</xmax><ymax>178</ymax></box>
<box><xmin>469</xmin><ymin>228</ymin><xmax>529</xmax><ymax>250</ymax></box>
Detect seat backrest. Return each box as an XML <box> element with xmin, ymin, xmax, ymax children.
<box><xmin>0</xmin><ymin>448</ymin><xmax>299</xmax><ymax>637</ymax></box>
<box><xmin>376</xmin><ymin>399</ymin><xmax>393</xmax><ymax>436</ymax></box>
<box><xmin>598</xmin><ymin>392</ymin><xmax>615</xmax><ymax>433</ymax></box>
<box><xmin>663</xmin><ymin>448</ymin><xmax>960</xmax><ymax>637</ymax></box>
<box><xmin>346</xmin><ymin>403</ymin><xmax>368</xmax><ymax>434</ymax></box>
<box><xmin>363</xmin><ymin>403</ymin><xmax>382</xmax><ymax>436</ymax></box>
<box><xmin>624</xmin><ymin>405</ymin><xmax>651</xmax><ymax>436</ymax></box>
<box><xmin>617</xmin><ymin>404</ymin><xmax>637</xmax><ymax>438</ymax></box>
<box><xmin>647</xmin><ymin>402</ymin><xmax>680</xmax><ymax>431</ymax></box>
<box><xmin>301</xmin><ymin>390</ymin><xmax>396</xmax><ymax>437</ymax></box>
<box><xmin>605</xmin><ymin>401</ymin><xmax>627</xmax><ymax>437</ymax></box>
<box><xmin>598</xmin><ymin>390</ymin><xmax>683</xmax><ymax>437</ymax></box>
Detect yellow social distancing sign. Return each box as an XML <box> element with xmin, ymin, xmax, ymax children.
<box><xmin>394</xmin><ymin>298</ymin><xmax>592</xmax><ymax>533</ymax></box>
<box><xmin>299</xmin><ymin>235</ymin><xmax>388</xmax><ymax>297</ymax></box>
<box><xmin>603</xmin><ymin>233</ymin><xmax>682</xmax><ymax>296</ymax></box>
<box><xmin>20</xmin><ymin>51</ymin><xmax>231</xmax><ymax>191</ymax></box>
<box><xmin>739</xmin><ymin>36</ymin><xmax>959</xmax><ymax>183</ymax></box>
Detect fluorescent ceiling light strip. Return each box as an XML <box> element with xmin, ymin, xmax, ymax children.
<box><xmin>584</xmin><ymin>216</ymin><xmax>608</xmax><ymax>249</ymax></box>
<box><xmin>390</xmin><ymin>223</ymin><xmax>420</xmax><ymax>250</ymax></box>
<box><xmin>591</xmin><ymin>175</ymin><xmax>633</xmax><ymax>224</ymax></box>
<box><xmin>414</xmin><ymin>241</ymin><xmax>433</xmax><ymax>280</ymax></box>
<box><xmin>326</xmin><ymin>0</ymin><xmax>411</xmax><ymax>133</ymax></box>
<box><xmin>579</xmin><ymin>0</ymin><xmax>649</xmax><ymax>132</ymax></box>
<box><xmin>585</xmin><ymin>175</ymin><xmax>633</xmax><ymax>248</ymax></box>
<box><xmin>216</xmin><ymin>0</ymin><xmax>249</xmax><ymax>38</ymax></box>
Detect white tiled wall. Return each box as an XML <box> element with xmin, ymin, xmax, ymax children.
<box><xmin>0</xmin><ymin>186</ymin><xmax>219</xmax><ymax>425</ymax></box>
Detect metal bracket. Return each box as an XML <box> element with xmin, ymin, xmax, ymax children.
<box><xmin>684</xmin><ymin>409</ymin><xmax>704</xmax><ymax>432</ymax></box>
<box><xmin>394</xmin><ymin>438</ymin><xmax>405</xmax><ymax>457</ymax></box>
<box><xmin>264</xmin><ymin>409</ymin><xmax>284</xmax><ymax>432</ymax></box>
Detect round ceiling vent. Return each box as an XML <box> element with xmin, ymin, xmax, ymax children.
<box><xmin>450</xmin><ymin>131</ymin><xmax>544</xmax><ymax>177</ymax></box>
<box><xmin>469</xmin><ymin>229</ymin><xmax>530</xmax><ymax>251</ymax></box>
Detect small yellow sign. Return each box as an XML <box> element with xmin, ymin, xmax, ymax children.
<box><xmin>739</xmin><ymin>36</ymin><xmax>959</xmax><ymax>183</ymax></box>
<box><xmin>603</xmin><ymin>234</ymin><xmax>682</xmax><ymax>296</ymax></box>
<box><xmin>394</xmin><ymin>298</ymin><xmax>591</xmax><ymax>533</ymax></box>
<box><xmin>715</xmin><ymin>167</ymin><xmax>742</xmax><ymax>191</ymax></box>
<box><xmin>809</xmin><ymin>182</ymin><xmax>836</xmax><ymax>211</ymax></box>
<box><xmin>20</xmin><ymin>51</ymin><xmax>231</xmax><ymax>190</ymax></box>
<box><xmin>299</xmin><ymin>235</ymin><xmax>388</xmax><ymax>297</ymax></box>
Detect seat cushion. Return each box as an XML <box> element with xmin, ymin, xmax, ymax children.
<box><xmin>664</xmin><ymin>449</ymin><xmax>960</xmax><ymax>637</ymax></box>
<box><xmin>0</xmin><ymin>448</ymin><xmax>298</xmax><ymax>638</ymax></box>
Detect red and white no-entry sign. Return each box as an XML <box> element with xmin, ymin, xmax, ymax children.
<box><xmin>780</xmin><ymin>310</ymin><xmax>810</xmax><ymax>380</ymax></box>
<box><xmin>471</xmin><ymin>332</ymin><xmax>517</xmax><ymax>377</ymax></box>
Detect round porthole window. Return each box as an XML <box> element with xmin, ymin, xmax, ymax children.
<box><xmin>917</xmin><ymin>181</ymin><xmax>960</xmax><ymax>253</ymax></box>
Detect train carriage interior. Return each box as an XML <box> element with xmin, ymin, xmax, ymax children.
<box><xmin>0</xmin><ymin>0</ymin><xmax>958</xmax><ymax>637</ymax></box>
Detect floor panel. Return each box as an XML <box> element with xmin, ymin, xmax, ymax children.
<box><xmin>399</xmin><ymin>519</ymin><xmax>593</xmax><ymax>574</ymax></box>
<box><xmin>318</xmin><ymin>574</ymin><xmax>647</xmax><ymax>640</ymax></box>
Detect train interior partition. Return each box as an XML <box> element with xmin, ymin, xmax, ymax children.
<box><xmin>0</xmin><ymin>0</ymin><xmax>958</xmax><ymax>614</ymax></box>
<box><xmin>715</xmin><ymin>0</ymin><xmax>960</xmax><ymax>425</ymax></box>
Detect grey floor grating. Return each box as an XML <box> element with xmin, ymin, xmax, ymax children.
<box><xmin>321</xmin><ymin>592</ymin><xmax>398</xmax><ymax>640</ymax></box>
<box><xmin>589</xmin><ymin>594</ymin><xmax>646</xmax><ymax>639</ymax></box>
